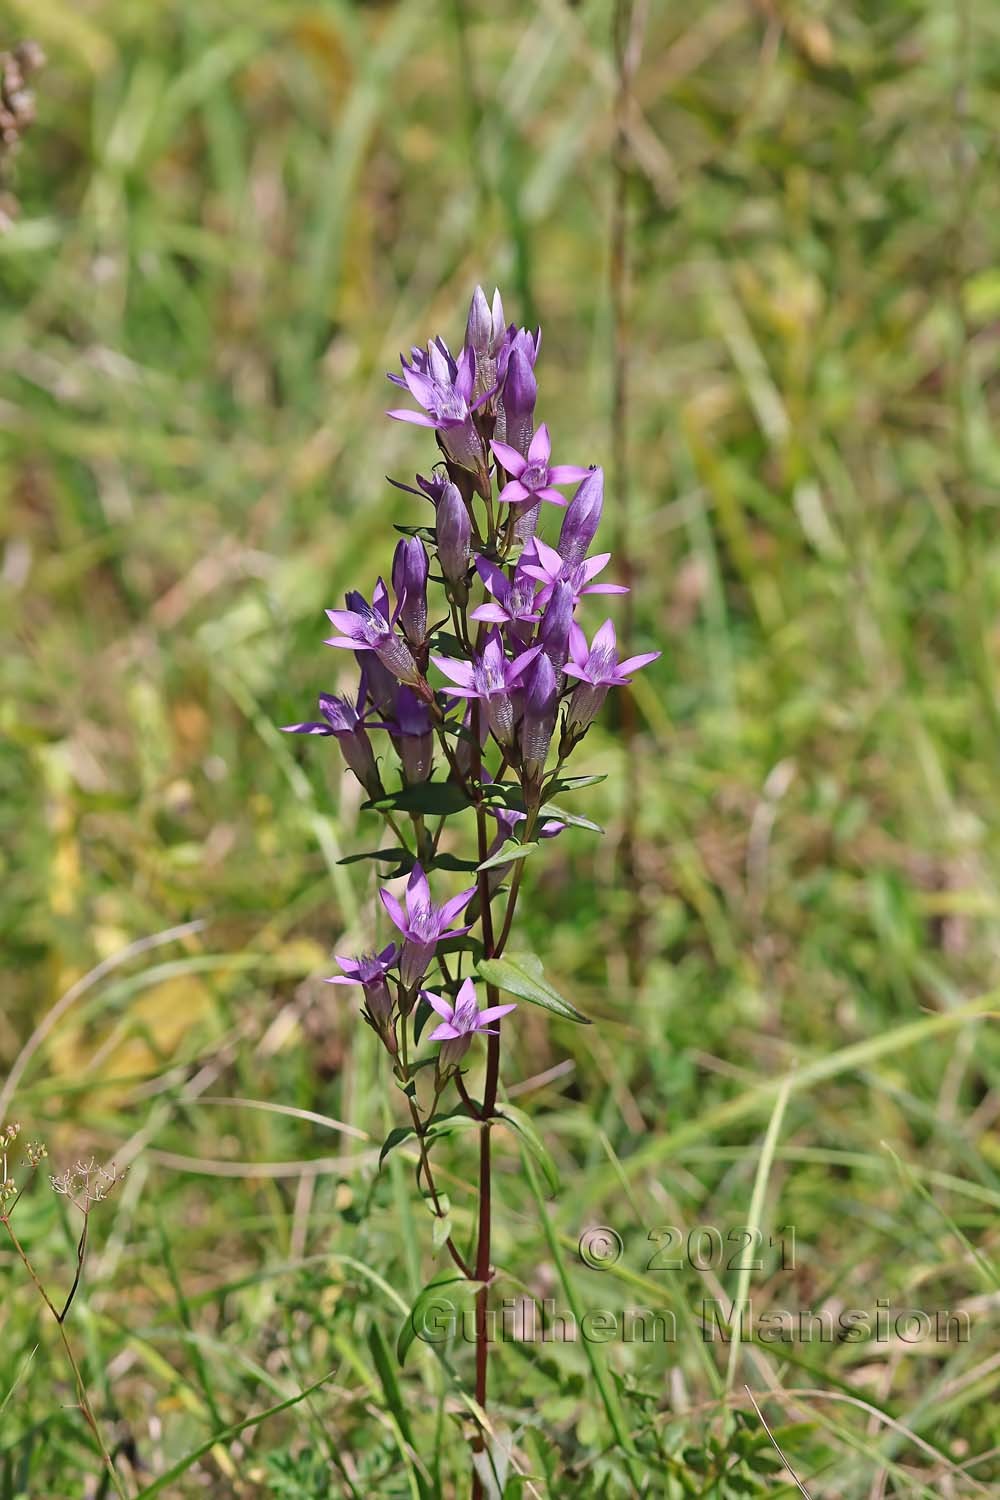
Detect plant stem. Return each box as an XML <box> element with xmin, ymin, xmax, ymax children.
<box><xmin>470</xmin><ymin>706</ymin><xmax>502</xmax><ymax>1500</ymax></box>
<box><xmin>1</xmin><ymin>1212</ymin><xmax>129</xmax><ymax>1500</ymax></box>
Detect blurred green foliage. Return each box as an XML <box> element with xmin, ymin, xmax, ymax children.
<box><xmin>2</xmin><ymin>0</ymin><xmax>1000</xmax><ymax>1494</ymax></box>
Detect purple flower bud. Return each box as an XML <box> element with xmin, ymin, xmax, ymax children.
<box><xmin>436</xmin><ymin>482</ymin><xmax>472</xmax><ymax>591</ymax></box>
<box><xmin>391</xmin><ymin>536</ymin><xmax>429</xmax><ymax>648</ymax></box>
<box><xmin>519</xmin><ymin>652</ymin><xmax>558</xmax><ymax>791</ymax></box>
<box><xmin>390</xmin><ymin>685</ymin><xmax>434</xmax><ymax>784</ymax></box>
<box><xmin>557</xmin><ymin>467</ymin><xmax>603</xmax><ymax>566</ymax></box>
<box><xmin>497</xmin><ymin>342</ymin><xmax>537</xmax><ymax>459</ymax></box>
<box><xmin>538</xmin><ymin>579</ymin><xmax>575</xmax><ymax>678</ymax></box>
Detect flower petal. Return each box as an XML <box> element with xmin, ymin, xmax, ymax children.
<box><xmin>547</xmin><ymin>464</ymin><xmax>592</xmax><ymax>484</ymax></box>
<box><xmin>478</xmin><ymin>1003</ymin><xmax>517</xmax><ymax>1025</ymax></box>
<box><xmin>490</xmin><ymin>439</ymin><xmax>527</xmax><ymax>477</ymax></box>
<box><xmin>431</xmin><ymin>655</ymin><xmax>476</xmax><ymax>688</ymax></box>
<box><xmin>527</xmin><ymin>424</ymin><xmax>551</xmax><ymax>465</ymax></box>
<box><xmin>386</xmin><ymin>408</ymin><xmax>438</xmax><ymax>427</ymax></box>
<box><xmin>407</xmin><ymin>862</ymin><xmax>431</xmax><ymax>916</ymax></box>
<box><xmin>281</xmin><ymin>721</ymin><xmax>334</xmax><ymax>735</ymax></box>
<box><xmin>536</xmin><ymin>487</ymin><xmax>570</xmax><ymax>506</ymax></box>
<box><xmin>617</xmin><ymin>651</ymin><xmax>661</xmax><ymax>675</ymax></box>
<box><xmin>428</xmin><ymin>1022</ymin><xmax>461</xmax><ymax>1041</ymax></box>
<box><xmin>379</xmin><ymin>888</ymin><xmax>408</xmax><ymax>934</ymax></box>
<box><xmin>497</xmin><ymin>479</ymin><xmax>530</xmax><ymax>505</ymax></box>
<box><xmin>469</xmin><ymin>603</ymin><xmax>510</xmax><ymax>624</ymax></box>
<box><xmin>422</xmin><ymin>989</ymin><xmax>455</xmax><ymax>1021</ymax></box>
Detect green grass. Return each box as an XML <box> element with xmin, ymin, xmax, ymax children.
<box><xmin>2</xmin><ymin>0</ymin><xmax>1000</xmax><ymax>1494</ymax></box>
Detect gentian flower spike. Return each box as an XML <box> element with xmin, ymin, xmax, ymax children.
<box><xmin>325</xmin><ymin>581</ymin><xmax>423</xmax><ymax>689</ymax></box>
<box><xmin>432</xmin><ymin>629</ymin><xmax>541</xmax><ymax>747</ymax></box>
<box><xmin>469</xmin><ymin>557</ymin><xmax>541</xmax><ymax>645</ymax></box>
<box><xmin>520</xmin><ymin>536</ymin><xmax>629</xmax><ymax>608</ymax></box>
<box><xmin>490</xmin><ymin>424</ymin><xmax>591</xmax><ymax>509</ymax></box>
<box><xmin>282</xmin><ymin>690</ymin><xmax>384</xmax><ymax>801</ymax></box>
<box><xmin>326</xmin><ymin>944</ymin><xmax>398</xmax><ymax>1028</ymax></box>
<box><xmin>380</xmin><ymin>863</ymin><xmax>476</xmax><ymax>990</ymax></box>
<box><xmin>557</xmin><ymin>466</ymin><xmax>604</xmax><ymax>566</ymax></box>
<box><xmin>563</xmin><ymin>618</ymin><xmax>661</xmax><ymax>737</ymax></box>
<box><xmin>422</xmin><ymin>977</ymin><xmax>516</xmax><ymax>1070</ymax></box>
<box><xmin>391</xmin><ymin>535</ymin><xmax>429</xmax><ymax>649</ymax></box>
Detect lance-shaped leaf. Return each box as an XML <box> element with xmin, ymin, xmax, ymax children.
<box><xmin>397</xmin><ymin>1271</ymin><xmax>486</xmax><ymax>1366</ymax></box>
<box><xmin>477</xmin><ymin>841</ymin><xmax>540</xmax><ymax>872</ymax></box>
<box><xmin>496</xmin><ymin>1103</ymin><xmax>561</xmax><ymax>1195</ymax></box>
<box><xmin>545</xmin><ymin>774</ymin><xmax>608</xmax><ymax>796</ymax></box>
<box><xmin>477</xmin><ymin>953</ymin><xmax>591</xmax><ymax>1024</ymax></box>
<box><xmin>540</xmin><ymin>802</ymin><xmax>605</xmax><ymax>834</ymax></box>
<box><xmin>365</xmin><ymin>781</ymin><xmax>472</xmax><ymax>817</ymax></box>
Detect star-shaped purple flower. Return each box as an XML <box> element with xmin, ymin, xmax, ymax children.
<box><xmin>469</xmin><ymin>557</ymin><xmax>541</xmax><ymax>641</ymax></box>
<box><xmin>326</xmin><ymin>943</ymin><xmax>399</xmax><ymax>1026</ymax></box>
<box><xmin>282</xmin><ymin>688</ymin><xmax>383</xmax><ymax>800</ymax></box>
<box><xmin>325</xmin><ymin>579</ymin><xmax>422</xmax><ymax>689</ymax></box>
<box><xmin>490</xmin><ymin>425</ymin><xmax>590</xmax><ymax>508</ymax></box>
<box><xmin>564</xmin><ymin>619</ymin><xmax>661</xmax><ymax>735</ymax></box>
<box><xmin>422</xmin><ymin>977</ymin><xmax>516</xmax><ymax>1068</ymax></box>
<box><xmin>387</xmin><ymin>340</ymin><xmax>486</xmax><ymax>476</ymax></box>
<box><xmin>520</xmin><ymin>537</ymin><xmax>628</xmax><ymax>608</ymax></box>
<box><xmin>431</xmin><ymin>629</ymin><xmax>540</xmax><ymax>746</ymax></box>
<box><xmin>380</xmin><ymin>863</ymin><xmax>476</xmax><ymax>989</ymax></box>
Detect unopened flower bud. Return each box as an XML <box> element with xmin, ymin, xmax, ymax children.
<box><xmin>557</xmin><ymin>467</ymin><xmax>603</xmax><ymax>565</ymax></box>
<box><xmin>519</xmin><ymin>653</ymin><xmax>558</xmax><ymax>796</ymax></box>
<box><xmin>498</xmin><ymin>342</ymin><xmax>537</xmax><ymax>458</ymax></box>
<box><xmin>436</xmin><ymin>482</ymin><xmax>472</xmax><ymax>595</ymax></box>
<box><xmin>392</xmin><ymin>536</ymin><xmax>429</xmax><ymax>648</ymax></box>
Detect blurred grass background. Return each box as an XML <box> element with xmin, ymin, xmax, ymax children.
<box><xmin>2</xmin><ymin>0</ymin><xmax>1000</xmax><ymax>1494</ymax></box>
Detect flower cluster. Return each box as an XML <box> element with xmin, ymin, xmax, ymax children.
<box><xmin>285</xmin><ymin>286</ymin><xmax>659</xmax><ymax>1081</ymax></box>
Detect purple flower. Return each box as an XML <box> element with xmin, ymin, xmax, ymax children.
<box><xmin>436</xmin><ymin>481</ymin><xmax>473</xmax><ymax>590</ymax></box>
<box><xmin>557</xmin><ymin>467</ymin><xmax>604</xmax><ymax>566</ymax></box>
<box><xmin>432</xmin><ymin>630</ymin><xmax>540</xmax><ymax>747</ymax></box>
<box><xmin>392</xmin><ymin>536</ymin><xmax>429</xmax><ymax>648</ymax></box>
<box><xmin>386</xmin><ymin>339</ymin><xmax>485</xmax><ymax>475</ymax></box>
<box><xmin>325</xmin><ymin>581</ymin><xmax>422</xmax><ymax>689</ymax></box>
<box><xmin>520</xmin><ymin>536</ymin><xmax>628</xmax><ymax>608</ymax></box>
<box><xmin>519</xmin><ymin>651</ymin><xmax>558</xmax><ymax>791</ymax></box>
<box><xmin>386</xmin><ymin>685</ymin><xmax>434</xmax><ymax>784</ymax></box>
<box><xmin>423</xmin><ymin>977</ymin><xmax>516</xmax><ymax>1069</ymax></box>
<box><xmin>491</xmin><ymin>425</ymin><xmax>590</xmax><ymax>509</ymax></box>
<box><xmin>563</xmin><ymin>619</ymin><xmax>661</xmax><ymax>734</ymax></box>
<box><xmin>380</xmin><ymin>863</ymin><xmax>476</xmax><ymax>989</ymax></box>
<box><xmin>326</xmin><ymin>943</ymin><xmax>398</xmax><ymax>1027</ymax></box>
<box><xmin>476</xmin><ymin>795</ymin><xmax>566</xmax><ymax>901</ymax></box>
<box><xmin>282</xmin><ymin>690</ymin><xmax>384</xmax><ymax>800</ymax></box>
<box><xmin>469</xmin><ymin>557</ymin><xmax>541</xmax><ymax>645</ymax></box>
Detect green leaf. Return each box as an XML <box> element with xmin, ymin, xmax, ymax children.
<box><xmin>379</xmin><ymin>1125</ymin><xmax>416</xmax><ymax>1168</ymax></box>
<box><xmin>540</xmin><ymin>802</ymin><xmax>605</xmax><ymax>834</ymax></box>
<box><xmin>428</xmin><ymin>851</ymin><xmax>481</xmax><ymax>873</ymax></box>
<box><xmin>366</xmin><ymin>780</ymin><xmax>471</xmax><ymax>817</ymax></box>
<box><xmin>338</xmin><ymin>845</ymin><xmax>410</xmax><ymax>866</ymax></box>
<box><xmin>477</xmin><ymin>841</ymin><xmax>540</xmax><ymax>872</ymax></box>
<box><xmin>477</xmin><ymin>954</ymin><xmax>591</xmax><ymax>1024</ymax></box>
<box><xmin>546</xmin><ymin>774</ymin><xmax>607</xmax><ymax>795</ymax></box>
<box><xmin>496</xmin><ymin>1104</ymin><xmax>561</xmax><ymax>1196</ymax></box>
<box><xmin>397</xmin><ymin>1271</ymin><xmax>485</xmax><ymax>1366</ymax></box>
